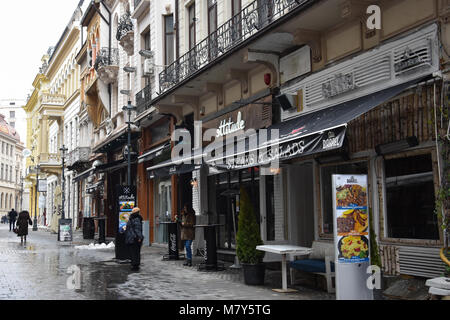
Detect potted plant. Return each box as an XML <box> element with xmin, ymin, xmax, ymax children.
<box><xmin>236</xmin><ymin>187</ymin><xmax>265</xmax><ymax>285</ymax></box>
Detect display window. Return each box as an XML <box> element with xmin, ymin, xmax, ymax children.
<box><xmin>384</xmin><ymin>153</ymin><xmax>439</xmax><ymax>240</ymax></box>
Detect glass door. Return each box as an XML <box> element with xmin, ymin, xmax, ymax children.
<box><xmin>154</xmin><ymin>179</ymin><xmax>172</xmax><ymax>244</ymax></box>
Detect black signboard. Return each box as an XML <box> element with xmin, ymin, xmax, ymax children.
<box><xmin>115</xmin><ymin>185</ymin><xmax>136</xmax><ymax>260</ymax></box>
<box><xmin>58</xmin><ymin>219</ymin><xmax>73</xmax><ymax>242</ymax></box>
<box><xmin>162</xmin><ymin>222</ymin><xmax>180</xmax><ymax>260</ymax></box>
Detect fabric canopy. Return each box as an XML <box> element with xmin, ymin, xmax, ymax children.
<box><xmin>206</xmin><ymin>77</ymin><xmax>423</xmax><ymax>170</ymax></box>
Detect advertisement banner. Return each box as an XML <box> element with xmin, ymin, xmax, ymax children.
<box><xmin>332</xmin><ymin>175</ymin><xmax>369</xmax><ymax>264</ymax></box>
<box><xmin>58</xmin><ymin>219</ymin><xmax>73</xmax><ymax>242</ymax></box>
<box><xmin>117</xmin><ymin>185</ymin><xmax>136</xmax><ymax>234</ymax></box>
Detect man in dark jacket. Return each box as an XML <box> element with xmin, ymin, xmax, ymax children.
<box><xmin>124</xmin><ymin>207</ymin><xmax>144</xmax><ymax>271</ymax></box>
<box><xmin>8</xmin><ymin>209</ymin><xmax>18</xmax><ymax>232</ymax></box>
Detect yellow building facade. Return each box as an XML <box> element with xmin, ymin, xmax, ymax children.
<box><xmin>23</xmin><ymin>9</ymin><xmax>82</xmax><ymax>230</ymax></box>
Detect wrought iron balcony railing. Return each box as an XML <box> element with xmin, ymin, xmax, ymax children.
<box><xmin>159</xmin><ymin>0</ymin><xmax>308</xmax><ymax>93</ymax></box>
<box><xmin>116</xmin><ymin>12</ymin><xmax>133</xmax><ymax>41</ymax></box>
<box><xmin>135</xmin><ymin>84</ymin><xmax>152</xmax><ymax>117</ymax></box>
<box><xmin>94</xmin><ymin>47</ymin><xmax>119</xmax><ymax>71</ymax></box>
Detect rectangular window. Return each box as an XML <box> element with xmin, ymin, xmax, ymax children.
<box><xmin>10</xmin><ymin>122</ymin><xmax>15</xmax><ymax>128</ymax></box>
<box><xmin>164</xmin><ymin>14</ymin><xmax>174</xmax><ymax>65</ymax></box>
<box><xmin>320</xmin><ymin>161</ymin><xmax>368</xmax><ymax>235</ymax></box>
<box><xmin>385</xmin><ymin>153</ymin><xmax>438</xmax><ymax>240</ymax></box>
<box><xmin>1</xmin><ymin>164</ymin><xmax>3</xmax><ymax>180</ymax></box>
<box><xmin>188</xmin><ymin>3</ymin><xmax>196</xmax><ymax>50</ymax></box>
<box><xmin>208</xmin><ymin>0</ymin><xmax>217</xmax><ymax>35</ymax></box>
<box><xmin>232</xmin><ymin>0</ymin><xmax>241</xmax><ymax>17</ymax></box>
<box><xmin>9</xmin><ymin>111</ymin><xmax>15</xmax><ymax>118</ymax></box>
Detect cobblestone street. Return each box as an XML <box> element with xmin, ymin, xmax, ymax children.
<box><xmin>0</xmin><ymin>224</ymin><xmax>334</xmax><ymax>300</ymax></box>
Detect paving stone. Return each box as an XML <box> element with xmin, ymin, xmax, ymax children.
<box><xmin>0</xmin><ymin>224</ymin><xmax>334</xmax><ymax>300</ymax></box>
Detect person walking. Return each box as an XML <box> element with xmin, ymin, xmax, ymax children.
<box><xmin>180</xmin><ymin>203</ymin><xmax>196</xmax><ymax>267</ymax></box>
<box><xmin>124</xmin><ymin>207</ymin><xmax>144</xmax><ymax>271</ymax></box>
<box><xmin>16</xmin><ymin>210</ymin><xmax>32</xmax><ymax>244</ymax></box>
<box><xmin>8</xmin><ymin>208</ymin><xmax>18</xmax><ymax>232</ymax></box>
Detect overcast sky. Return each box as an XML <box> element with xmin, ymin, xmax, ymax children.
<box><xmin>0</xmin><ymin>0</ymin><xmax>84</xmax><ymax>101</ymax></box>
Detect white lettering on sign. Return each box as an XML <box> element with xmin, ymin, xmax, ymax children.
<box><xmin>216</xmin><ymin>111</ymin><xmax>245</xmax><ymax>138</ymax></box>
<box><xmin>323</xmin><ymin>137</ymin><xmax>340</xmax><ymax>150</ymax></box>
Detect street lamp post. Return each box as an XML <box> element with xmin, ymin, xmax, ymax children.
<box><xmin>60</xmin><ymin>145</ymin><xmax>68</xmax><ymax>220</ymax></box>
<box><xmin>33</xmin><ymin>165</ymin><xmax>39</xmax><ymax>231</ymax></box>
<box><xmin>122</xmin><ymin>100</ymin><xmax>136</xmax><ymax>185</ymax></box>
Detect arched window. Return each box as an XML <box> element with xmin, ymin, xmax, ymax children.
<box><xmin>0</xmin><ymin>193</ymin><xmax>4</xmax><ymax>209</ymax></box>
<box><xmin>10</xmin><ymin>194</ymin><xmax>13</xmax><ymax>210</ymax></box>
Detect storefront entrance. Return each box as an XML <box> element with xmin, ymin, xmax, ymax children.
<box><xmin>207</xmin><ymin>167</ymin><xmax>260</xmax><ymax>250</ymax></box>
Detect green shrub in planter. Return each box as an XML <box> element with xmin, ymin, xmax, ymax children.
<box><xmin>236</xmin><ymin>187</ymin><xmax>265</xmax><ymax>264</ymax></box>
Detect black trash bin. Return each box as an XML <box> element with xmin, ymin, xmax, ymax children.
<box><xmin>82</xmin><ymin>217</ymin><xmax>95</xmax><ymax>239</ymax></box>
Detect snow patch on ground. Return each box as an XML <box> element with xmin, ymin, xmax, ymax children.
<box><xmin>75</xmin><ymin>242</ymin><xmax>115</xmax><ymax>250</ymax></box>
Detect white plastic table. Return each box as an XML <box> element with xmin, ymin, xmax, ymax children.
<box><xmin>256</xmin><ymin>245</ymin><xmax>312</xmax><ymax>293</ymax></box>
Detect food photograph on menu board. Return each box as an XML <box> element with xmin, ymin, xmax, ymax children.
<box><xmin>335</xmin><ymin>184</ymin><xmax>367</xmax><ymax>208</ymax></box>
<box><xmin>119</xmin><ymin>201</ymin><xmax>135</xmax><ymax>233</ymax></box>
<box><xmin>337</xmin><ymin>235</ymin><xmax>369</xmax><ymax>263</ymax></box>
<box><xmin>336</xmin><ymin>209</ymin><xmax>368</xmax><ymax>236</ymax></box>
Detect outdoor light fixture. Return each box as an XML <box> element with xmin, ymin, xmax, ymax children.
<box><xmin>123</xmin><ymin>66</ymin><xmax>136</xmax><ymax>73</ymax></box>
<box><xmin>190</xmin><ymin>178</ymin><xmax>198</xmax><ymax>188</ymax></box>
<box><xmin>139</xmin><ymin>49</ymin><xmax>154</xmax><ymax>58</ymax></box>
<box><xmin>275</xmin><ymin>93</ymin><xmax>296</xmax><ymax>111</ymax></box>
<box><xmin>375</xmin><ymin>136</ymin><xmax>418</xmax><ymax>155</ymax></box>
<box><xmin>120</xmin><ymin>89</ymin><xmax>131</xmax><ymax>96</ymax></box>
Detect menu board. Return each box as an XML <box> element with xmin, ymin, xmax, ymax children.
<box><xmin>117</xmin><ymin>186</ymin><xmax>136</xmax><ymax>234</ymax></box>
<box><xmin>58</xmin><ymin>218</ymin><xmax>73</xmax><ymax>242</ymax></box>
<box><xmin>332</xmin><ymin>175</ymin><xmax>369</xmax><ymax>264</ymax></box>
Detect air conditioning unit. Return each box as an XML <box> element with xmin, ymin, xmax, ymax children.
<box><xmin>143</xmin><ymin>58</ymin><xmax>154</xmax><ymax>77</ymax></box>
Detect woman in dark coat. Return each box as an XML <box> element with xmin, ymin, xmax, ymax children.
<box><xmin>124</xmin><ymin>207</ymin><xmax>144</xmax><ymax>271</ymax></box>
<box><xmin>16</xmin><ymin>210</ymin><xmax>32</xmax><ymax>243</ymax></box>
<box><xmin>180</xmin><ymin>203</ymin><xmax>196</xmax><ymax>266</ymax></box>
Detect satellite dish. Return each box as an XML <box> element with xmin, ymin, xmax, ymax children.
<box><xmin>22</xmin><ymin>149</ymin><xmax>32</xmax><ymax>157</ymax></box>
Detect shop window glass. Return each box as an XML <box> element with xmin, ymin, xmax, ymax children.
<box><xmin>385</xmin><ymin>154</ymin><xmax>438</xmax><ymax>240</ymax></box>
<box><xmin>320</xmin><ymin>162</ymin><xmax>368</xmax><ymax>235</ymax></box>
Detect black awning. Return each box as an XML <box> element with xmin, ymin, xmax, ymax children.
<box><xmin>146</xmin><ymin>150</ymin><xmax>204</xmax><ymax>179</ymax></box>
<box><xmin>73</xmin><ymin>167</ymin><xmax>95</xmax><ymax>182</ymax></box>
<box><xmin>138</xmin><ymin>142</ymin><xmax>171</xmax><ymax>164</ymax></box>
<box><xmin>207</xmin><ymin>78</ymin><xmax>422</xmax><ymax>170</ymax></box>
<box><xmin>95</xmin><ymin>158</ymin><xmax>137</xmax><ymax>173</ymax></box>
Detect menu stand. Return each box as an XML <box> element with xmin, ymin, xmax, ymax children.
<box><xmin>194</xmin><ymin>224</ymin><xmax>225</xmax><ymax>271</ymax></box>
<box><xmin>160</xmin><ymin>221</ymin><xmax>185</xmax><ymax>261</ymax></box>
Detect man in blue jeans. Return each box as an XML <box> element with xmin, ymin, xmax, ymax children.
<box><xmin>180</xmin><ymin>203</ymin><xmax>196</xmax><ymax>266</ymax></box>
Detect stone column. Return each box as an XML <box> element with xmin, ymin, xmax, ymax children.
<box><xmin>39</xmin><ymin>115</ymin><xmax>49</xmax><ymax>162</ymax></box>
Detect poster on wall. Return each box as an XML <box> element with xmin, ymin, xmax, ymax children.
<box><xmin>332</xmin><ymin>175</ymin><xmax>369</xmax><ymax>264</ymax></box>
<box><xmin>117</xmin><ymin>185</ymin><xmax>136</xmax><ymax>234</ymax></box>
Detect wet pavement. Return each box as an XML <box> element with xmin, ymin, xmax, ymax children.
<box><xmin>0</xmin><ymin>224</ymin><xmax>334</xmax><ymax>300</ymax></box>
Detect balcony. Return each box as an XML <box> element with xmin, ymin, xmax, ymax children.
<box><xmin>94</xmin><ymin>47</ymin><xmax>119</xmax><ymax>84</ymax></box>
<box><xmin>116</xmin><ymin>12</ymin><xmax>134</xmax><ymax>56</ymax></box>
<box><xmin>135</xmin><ymin>84</ymin><xmax>152</xmax><ymax>118</ymax></box>
<box><xmin>67</xmin><ymin>147</ymin><xmax>91</xmax><ymax>168</ymax></box>
<box><xmin>159</xmin><ymin>0</ymin><xmax>308</xmax><ymax>93</ymax></box>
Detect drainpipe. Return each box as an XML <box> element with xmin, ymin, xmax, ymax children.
<box><xmin>175</xmin><ymin>0</ymin><xmax>179</xmax><ymax>60</ymax></box>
